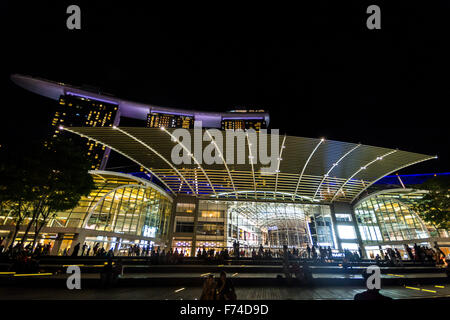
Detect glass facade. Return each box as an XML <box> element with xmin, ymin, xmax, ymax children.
<box><xmin>354</xmin><ymin>190</ymin><xmax>450</xmax><ymax>259</ymax></box>
<box><xmin>0</xmin><ymin>171</ymin><xmax>173</xmax><ymax>245</ymax></box>
<box><xmin>354</xmin><ymin>192</ymin><xmax>430</xmax><ymax>244</ymax></box>
<box><xmin>3</xmin><ymin>170</ymin><xmax>449</xmax><ymax>258</ymax></box>
<box><xmin>55</xmin><ymin>172</ymin><xmax>172</xmax><ymax>238</ymax></box>
<box><xmin>170</xmin><ymin>199</ymin><xmax>335</xmax><ymax>255</ymax></box>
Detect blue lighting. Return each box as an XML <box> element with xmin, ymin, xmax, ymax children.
<box><xmin>376</xmin><ymin>172</ymin><xmax>450</xmax><ymax>185</ymax></box>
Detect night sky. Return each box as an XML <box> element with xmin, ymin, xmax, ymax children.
<box><xmin>2</xmin><ymin>1</ymin><xmax>449</xmax><ymax>174</ymax></box>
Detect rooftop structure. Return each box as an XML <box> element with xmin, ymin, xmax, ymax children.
<box><xmin>11</xmin><ymin>74</ymin><xmax>270</xmax><ymax>128</ymax></box>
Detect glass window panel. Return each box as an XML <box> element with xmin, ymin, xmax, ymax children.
<box><xmin>337</xmin><ymin>225</ymin><xmax>357</xmax><ymax>240</ymax></box>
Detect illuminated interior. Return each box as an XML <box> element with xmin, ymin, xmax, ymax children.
<box><xmin>354</xmin><ymin>189</ymin><xmax>450</xmax><ymax>258</ymax></box>
<box><xmin>0</xmin><ymin>171</ymin><xmax>172</xmax><ymax>254</ymax></box>
<box><xmin>171</xmin><ymin>199</ymin><xmax>335</xmax><ymax>255</ymax></box>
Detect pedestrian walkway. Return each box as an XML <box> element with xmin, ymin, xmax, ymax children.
<box><xmin>1</xmin><ymin>284</ymin><xmax>449</xmax><ymax>300</ymax></box>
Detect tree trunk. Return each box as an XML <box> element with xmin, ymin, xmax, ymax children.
<box><xmin>7</xmin><ymin>201</ymin><xmax>27</xmax><ymax>248</ymax></box>
<box><xmin>8</xmin><ymin>222</ymin><xmax>21</xmax><ymax>249</ymax></box>
<box><xmin>31</xmin><ymin>219</ymin><xmax>47</xmax><ymax>250</ymax></box>
<box><xmin>20</xmin><ymin>200</ymin><xmax>43</xmax><ymax>246</ymax></box>
<box><xmin>31</xmin><ymin>230</ymin><xmax>39</xmax><ymax>251</ymax></box>
<box><xmin>20</xmin><ymin>217</ymin><xmax>34</xmax><ymax>246</ymax></box>
<box><xmin>31</xmin><ymin>206</ymin><xmax>52</xmax><ymax>250</ymax></box>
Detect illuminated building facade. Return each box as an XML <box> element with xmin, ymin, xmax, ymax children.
<box><xmin>12</xmin><ymin>74</ymin><xmax>270</xmax><ymax>169</ymax></box>
<box><xmin>170</xmin><ymin>198</ymin><xmax>333</xmax><ymax>256</ymax></box>
<box><xmin>222</xmin><ymin>109</ymin><xmax>268</xmax><ymax>131</ymax></box>
<box><xmin>7</xmin><ymin>74</ymin><xmax>449</xmax><ymax>257</ymax></box>
<box><xmin>147</xmin><ymin>112</ymin><xmax>194</xmax><ymax>129</ymax></box>
<box><xmin>1</xmin><ymin>175</ymin><xmax>448</xmax><ymax>257</ymax></box>
<box><xmin>353</xmin><ymin>189</ymin><xmax>450</xmax><ymax>258</ymax></box>
<box><xmin>30</xmin><ymin>126</ymin><xmax>443</xmax><ymax>258</ymax></box>
<box><xmin>52</xmin><ymin>94</ymin><xmax>120</xmax><ymax>169</ymax></box>
<box><xmin>11</xmin><ymin>75</ymin><xmax>270</xmax><ymax>130</ymax></box>
<box><xmin>221</xmin><ymin>118</ymin><xmax>267</xmax><ymax>131</ymax></box>
<box><xmin>0</xmin><ymin>171</ymin><xmax>172</xmax><ymax>255</ymax></box>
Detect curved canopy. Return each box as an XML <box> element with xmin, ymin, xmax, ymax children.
<box><xmin>89</xmin><ymin>170</ymin><xmax>173</xmax><ymax>201</ymax></box>
<box><xmin>63</xmin><ymin>127</ymin><xmax>435</xmax><ymax>203</ymax></box>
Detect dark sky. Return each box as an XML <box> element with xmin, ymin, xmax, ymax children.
<box><xmin>2</xmin><ymin>1</ymin><xmax>449</xmax><ymax>173</ymax></box>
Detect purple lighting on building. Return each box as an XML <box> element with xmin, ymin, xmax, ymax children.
<box><xmin>150</xmin><ymin>110</ymin><xmax>194</xmax><ymax>117</ymax></box>
<box><xmin>222</xmin><ymin>117</ymin><xmax>264</xmax><ymax>120</ymax></box>
<box><xmin>11</xmin><ymin>74</ymin><xmax>271</xmax><ymax>127</ymax></box>
<box><xmin>66</xmin><ymin>91</ymin><xmax>118</xmax><ymax>105</ymax></box>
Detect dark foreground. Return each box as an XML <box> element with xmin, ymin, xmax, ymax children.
<box><xmin>1</xmin><ymin>284</ymin><xmax>450</xmax><ymax>300</ymax></box>
<box><xmin>1</xmin><ymin>256</ymin><xmax>449</xmax><ymax>300</ymax></box>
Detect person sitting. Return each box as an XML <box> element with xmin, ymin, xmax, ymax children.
<box><xmin>200</xmin><ymin>274</ymin><xmax>216</xmax><ymax>300</ymax></box>
<box><xmin>216</xmin><ymin>271</ymin><xmax>236</xmax><ymax>300</ymax></box>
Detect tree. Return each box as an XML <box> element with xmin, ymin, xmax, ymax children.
<box><xmin>411</xmin><ymin>176</ymin><xmax>450</xmax><ymax>231</ymax></box>
<box><xmin>29</xmin><ymin>138</ymin><xmax>96</xmax><ymax>248</ymax></box>
<box><xmin>0</xmin><ymin>136</ymin><xmax>95</xmax><ymax>250</ymax></box>
<box><xmin>0</xmin><ymin>141</ymin><xmax>44</xmax><ymax>248</ymax></box>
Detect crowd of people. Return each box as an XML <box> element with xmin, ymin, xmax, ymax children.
<box><xmin>0</xmin><ymin>240</ymin><xmax>52</xmax><ymax>258</ymax></box>
<box><xmin>1</xmin><ymin>235</ymin><xmax>449</xmax><ymax>294</ymax></box>
<box><xmin>197</xmin><ymin>246</ymin><xmax>230</xmax><ymax>262</ymax></box>
<box><xmin>148</xmin><ymin>247</ymin><xmax>188</xmax><ymax>264</ymax></box>
<box><xmin>71</xmin><ymin>242</ymin><xmax>191</xmax><ymax>264</ymax></box>
<box><xmin>1</xmin><ymin>236</ymin><xmax>448</xmax><ymax>267</ymax></box>
<box><xmin>226</xmin><ymin>242</ymin><xmax>338</xmax><ymax>261</ymax></box>
<box><xmin>373</xmin><ymin>243</ymin><xmax>447</xmax><ymax>266</ymax></box>
<box><xmin>306</xmin><ymin>244</ymin><xmax>336</xmax><ymax>261</ymax></box>
<box><xmin>195</xmin><ymin>243</ymin><xmax>335</xmax><ymax>263</ymax></box>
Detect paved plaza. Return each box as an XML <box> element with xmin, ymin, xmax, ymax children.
<box><xmin>1</xmin><ymin>284</ymin><xmax>449</xmax><ymax>300</ymax></box>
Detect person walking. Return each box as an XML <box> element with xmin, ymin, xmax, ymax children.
<box><xmin>81</xmin><ymin>243</ymin><xmax>87</xmax><ymax>256</ymax></box>
<box><xmin>93</xmin><ymin>243</ymin><xmax>99</xmax><ymax>256</ymax></box>
<box><xmin>71</xmin><ymin>243</ymin><xmax>80</xmax><ymax>257</ymax></box>
<box><xmin>311</xmin><ymin>246</ymin><xmax>317</xmax><ymax>260</ymax></box>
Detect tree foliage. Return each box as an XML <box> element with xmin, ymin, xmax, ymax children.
<box><xmin>411</xmin><ymin>176</ymin><xmax>450</xmax><ymax>230</ymax></box>
<box><xmin>0</xmin><ymin>136</ymin><xmax>95</xmax><ymax>248</ymax></box>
